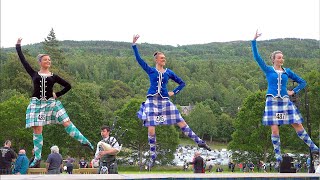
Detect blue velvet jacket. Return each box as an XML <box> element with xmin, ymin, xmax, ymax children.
<box><xmin>251</xmin><ymin>40</ymin><xmax>306</xmax><ymax>98</ymax></box>
<box><xmin>132</xmin><ymin>45</ymin><xmax>185</xmax><ymax>98</ymax></box>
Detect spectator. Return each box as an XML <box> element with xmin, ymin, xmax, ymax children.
<box><xmin>295</xmin><ymin>161</ymin><xmax>301</xmax><ymax>172</ymax></box>
<box><xmin>243</xmin><ymin>162</ymin><xmax>247</xmax><ymax>172</ymax></box>
<box><xmin>238</xmin><ymin>163</ymin><xmax>243</xmax><ymax>172</ymax></box>
<box><xmin>79</xmin><ymin>157</ymin><xmax>88</xmax><ymax>168</ymax></box>
<box><xmin>183</xmin><ymin>160</ymin><xmax>189</xmax><ymax>171</ymax></box>
<box><xmin>66</xmin><ymin>156</ymin><xmax>75</xmax><ymax>174</ymax></box>
<box><xmin>249</xmin><ymin>162</ymin><xmax>255</xmax><ymax>172</ymax></box>
<box><xmin>216</xmin><ymin>166</ymin><xmax>223</xmax><ymax>172</ymax></box>
<box><xmin>261</xmin><ymin>161</ymin><xmax>267</xmax><ymax>173</ymax></box>
<box><xmin>0</xmin><ymin>140</ymin><xmax>17</xmax><ymax>174</ymax></box>
<box><xmin>188</xmin><ymin>152</ymin><xmax>205</xmax><ymax>173</ymax></box>
<box><xmin>29</xmin><ymin>149</ymin><xmax>41</xmax><ymax>168</ymax></box>
<box><xmin>231</xmin><ymin>162</ymin><xmax>235</xmax><ymax>172</ymax></box>
<box><xmin>208</xmin><ymin>164</ymin><xmax>213</xmax><ymax>172</ymax></box>
<box><xmin>257</xmin><ymin>161</ymin><xmax>261</xmax><ymax>172</ymax></box>
<box><xmin>13</xmin><ymin>149</ymin><xmax>29</xmax><ymax>174</ymax></box>
<box><xmin>46</xmin><ymin>145</ymin><xmax>63</xmax><ymax>174</ymax></box>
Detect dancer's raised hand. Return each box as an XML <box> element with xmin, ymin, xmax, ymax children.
<box><xmin>17</xmin><ymin>38</ymin><xmax>23</xmax><ymax>45</ymax></box>
<box><xmin>133</xmin><ymin>34</ymin><xmax>140</xmax><ymax>44</ymax></box>
<box><xmin>254</xmin><ymin>30</ymin><xmax>262</xmax><ymax>40</ymax></box>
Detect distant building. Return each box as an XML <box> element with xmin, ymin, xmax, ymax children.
<box><xmin>180</xmin><ymin>104</ymin><xmax>193</xmax><ymax>115</ymax></box>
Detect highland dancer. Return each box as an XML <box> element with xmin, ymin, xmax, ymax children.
<box><xmin>16</xmin><ymin>38</ymin><xmax>93</xmax><ymax>167</ymax></box>
<box><xmin>251</xmin><ymin>31</ymin><xmax>319</xmax><ymax>165</ymax></box>
<box><xmin>132</xmin><ymin>35</ymin><xmax>211</xmax><ymax>166</ymax></box>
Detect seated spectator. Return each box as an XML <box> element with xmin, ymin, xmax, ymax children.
<box><xmin>13</xmin><ymin>149</ymin><xmax>29</xmax><ymax>174</ymax></box>
<box><xmin>79</xmin><ymin>157</ymin><xmax>88</xmax><ymax>168</ymax></box>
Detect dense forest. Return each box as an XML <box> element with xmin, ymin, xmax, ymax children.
<box><xmin>0</xmin><ymin>29</ymin><xmax>319</xmax><ymax>164</ymax></box>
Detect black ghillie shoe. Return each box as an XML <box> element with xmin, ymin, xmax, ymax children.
<box><xmin>198</xmin><ymin>142</ymin><xmax>212</xmax><ymax>151</ymax></box>
<box><xmin>29</xmin><ymin>159</ymin><xmax>41</xmax><ymax>168</ymax></box>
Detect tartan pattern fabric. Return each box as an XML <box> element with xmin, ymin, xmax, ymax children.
<box><xmin>65</xmin><ymin>123</ymin><xmax>93</xmax><ymax>150</ymax></box>
<box><xmin>26</xmin><ymin>97</ymin><xmax>69</xmax><ymax>128</ymax></box>
<box><xmin>271</xmin><ymin>134</ymin><xmax>282</xmax><ymax>162</ymax></box>
<box><xmin>180</xmin><ymin>125</ymin><xmax>202</xmax><ymax>144</ymax></box>
<box><xmin>262</xmin><ymin>96</ymin><xmax>303</xmax><ymax>126</ymax></box>
<box><xmin>296</xmin><ymin>129</ymin><xmax>318</xmax><ymax>151</ymax></box>
<box><xmin>148</xmin><ymin>134</ymin><xmax>157</xmax><ymax>160</ymax></box>
<box><xmin>30</xmin><ymin>133</ymin><xmax>43</xmax><ymax>166</ymax></box>
<box><xmin>137</xmin><ymin>95</ymin><xmax>184</xmax><ymax>127</ymax></box>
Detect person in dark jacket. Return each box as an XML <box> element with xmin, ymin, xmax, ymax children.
<box><xmin>0</xmin><ymin>140</ymin><xmax>17</xmax><ymax>174</ymax></box>
<box><xmin>189</xmin><ymin>152</ymin><xmax>205</xmax><ymax>173</ymax></box>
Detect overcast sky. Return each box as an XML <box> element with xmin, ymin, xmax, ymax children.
<box><xmin>1</xmin><ymin>0</ymin><xmax>319</xmax><ymax>48</ymax></box>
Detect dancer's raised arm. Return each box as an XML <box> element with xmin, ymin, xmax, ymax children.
<box><xmin>251</xmin><ymin>30</ymin><xmax>268</xmax><ymax>72</ymax></box>
<box><xmin>131</xmin><ymin>34</ymin><xmax>152</xmax><ymax>73</ymax></box>
<box><xmin>16</xmin><ymin>38</ymin><xmax>36</xmax><ymax>76</ymax></box>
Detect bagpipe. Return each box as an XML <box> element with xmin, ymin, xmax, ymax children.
<box><xmin>98</xmin><ymin>116</ymin><xmax>128</xmax><ymax>152</ymax></box>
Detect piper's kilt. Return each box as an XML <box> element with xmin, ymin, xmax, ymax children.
<box><xmin>262</xmin><ymin>96</ymin><xmax>303</xmax><ymax>126</ymax></box>
<box><xmin>25</xmin><ymin>97</ymin><xmax>69</xmax><ymax>128</ymax></box>
<box><xmin>137</xmin><ymin>95</ymin><xmax>184</xmax><ymax>127</ymax></box>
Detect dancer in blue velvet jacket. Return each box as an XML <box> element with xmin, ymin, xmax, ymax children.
<box><xmin>251</xmin><ymin>30</ymin><xmax>318</xmax><ymax>163</ymax></box>
<box><xmin>132</xmin><ymin>35</ymin><xmax>211</xmax><ymax>166</ymax></box>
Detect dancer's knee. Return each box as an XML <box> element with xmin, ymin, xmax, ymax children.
<box><xmin>62</xmin><ymin>119</ymin><xmax>71</xmax><ymax>127</ymax></box>
<box><xmin>270</xmin><ymin>125</ymin><xmax>279</xmax><ymax>135</ymax></box>
<box><xmin>148</xmin><ymin>126</ymin><xmax>155</xmax><ymax>135</ymax></box>
<box><xmin>177</xmin><ymin>121</ymin><xmax>187</xmax><ymax>128</ymax></box>
<box><xmin>32</xmin><ymin>126</ymin><xmax>43</xmax><ymax>134</ymax></box>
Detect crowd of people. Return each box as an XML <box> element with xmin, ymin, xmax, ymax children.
<box><xmin>0</xmin><ymin>140</ymin><xmax>97</xmax><ymax>175</ymax></box>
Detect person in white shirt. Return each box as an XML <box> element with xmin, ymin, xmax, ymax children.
<box><xmin>94</xmin><ymin>126</ymin><xmax>121</xmax><ymax>174</ymax></box>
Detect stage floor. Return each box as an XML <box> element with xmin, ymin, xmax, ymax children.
<box><xmin>1</xmin><ymin>173</ymin><xmax>320</xmax><ymax>180</ymax></box>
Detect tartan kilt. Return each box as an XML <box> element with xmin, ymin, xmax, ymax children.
<box><xmin>25</xmin><ymin>97</ymin><xmax>69</xmax><ymax>128</ymax></box>
<box><xmin>137</xmin><ymin>95</ymin><xmax>184</xmax><ymax>127</ymax></box>
<box><xmin>262</xmin><ymin>96</ymin><xmax>303</xmax><ymax>126</ymax></box>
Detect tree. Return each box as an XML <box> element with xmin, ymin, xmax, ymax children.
<box><xmin>43</xmin><ymin>28</ymin><xmax>65</xmax><ymax>67</ymax></box>
<box><xmin>0</xmin><ymin>95</ymin><xmax>33</xmax><ymax>152</ymax></box>
<box><xmin>0</xmin><ymin>53</ymin><xmax>34</xmax><ymax>94</ymax></box>
<box><xmin>228</xmin><ymin>91</ymin><xmax>272</xmax><ymax>162</ymax></box>
<box><xmin>185</xmin><ymin>102</ymin><xmax>217</xmax><ymax>142</ymax></box>
<box><xmin>216</xmin><ymin>113</ymin><xmax>234</xmax><ymax>143</ymax></box>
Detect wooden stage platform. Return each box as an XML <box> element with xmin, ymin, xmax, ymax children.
<box><xmin>1</xmin><ymin>173</ymin><xmax>320</xmax><ymax>179</ymax></box>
